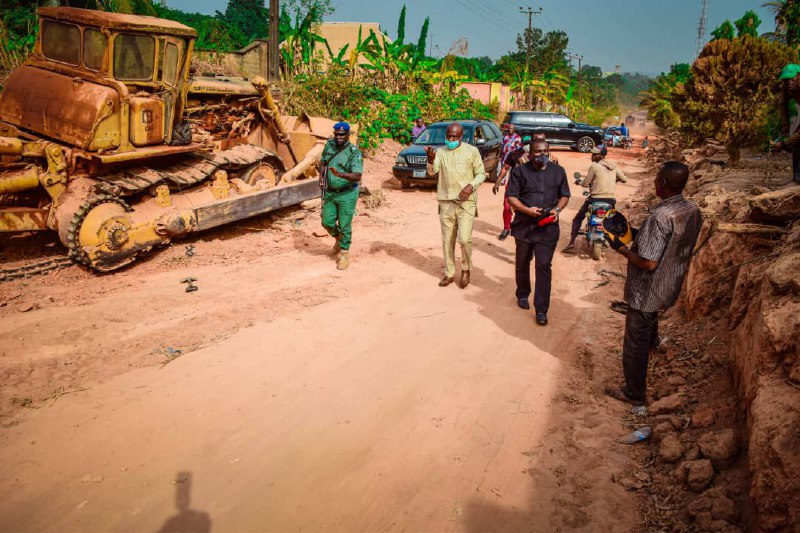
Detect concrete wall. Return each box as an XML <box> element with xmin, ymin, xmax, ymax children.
<box><xmin>459</xmin><ymin>82</ymin><xmax>521</xmax><ymax>117</ymax></box>
<box><xmin>194</xmin><ymin>40</ymin><xmax>269</xmax><ymax>79</ymax></box>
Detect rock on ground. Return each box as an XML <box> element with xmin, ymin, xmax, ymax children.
<box><xmin>699</xmin><ymin>429</ymin><xmax>738</xmax><ymax>469</ymax></box>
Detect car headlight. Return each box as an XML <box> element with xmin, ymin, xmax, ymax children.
<box><xmin>395</xmin><ymin>155</ymin><xmax>407</xmax><ymax>166</ymax></box>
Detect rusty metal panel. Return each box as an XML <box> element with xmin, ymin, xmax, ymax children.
<box><xmin>129</xmin><ymin>96</ymin><xmax>164</xmax><ymax>147</ymax></box>
<box><xmin>38</xmin><ymin>7</ymin><xmax>196</xmax><ymax>37</ymax></box>
<box><xmin>189</xmin><ymin>77</ymin><xmax>259</xmax><ymax>96</ymax></box>
<box><xmin>0</xmin><ymin>207</ymin><xmax>49</xmax><ymax>231</ymax></box>
<box><xmin>92</xmin><ymin>143</ymin><xmax>201</xmax><ymax>164</ymax></box>
<box><xmin>194</xmin><ymin>179</ymin><xmax>318</xmax><ymax>231</ymax></box>
<box><xmin>208</xmin><ymin>144</ymin><xmax>274</xmax><ymax>167</ymax></box>
<box><xmin>0</xmin><ymin>65</ymin><xmax>119</xmax><ymax>149</ymax></box>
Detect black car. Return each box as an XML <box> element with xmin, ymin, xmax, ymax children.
<box><xmin>501</xmin><ymin>111</ymin><xmax>604</xmax><ymax>153</ymax></box>
<box><xmin>392</xmin><ymin>120</ymin><xmax>503</xmax><ymax>189</ymax></box>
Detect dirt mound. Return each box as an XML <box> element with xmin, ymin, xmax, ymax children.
<box><xmin>683</xmin><ymin>148</ymin><xmax>800</xmax><ymax>530</ymax></box>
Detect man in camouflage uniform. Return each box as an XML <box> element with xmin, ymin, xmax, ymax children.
<box><xmin>320</xmin><ymin>122</ymin><xmax>363</xmax><ymax>270</ymax></box>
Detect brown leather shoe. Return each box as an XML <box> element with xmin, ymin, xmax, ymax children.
<box><xmin>459</xmin><ymin>270</ymin><xmax>470</xmax><ymax>289</ymax></box>
<box><xmin>438</xmin><ymin>276</ymin><xmax>455</xmax><ymax>287</ymax></box>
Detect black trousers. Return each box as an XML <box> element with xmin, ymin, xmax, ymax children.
<box><xmin>570</xmin><ymin>197</ymin><xmax>616</xmax><ymax>242</ymax></box>
<box><xmin>622</xmin><ymin>308</ymin><xmax>659</xmax><ymax>401</ymax></box>
<box><xmin>514</xmin><ymin>239</ymin><xmax>557</xmax><ymax>313</ymax></box>
<box><xmin>793</xmin><ymin>142</ymin><xmax>800</xmax><ymax>184</ymax></box>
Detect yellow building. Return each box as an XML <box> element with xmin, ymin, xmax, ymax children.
<box><xmin>314</xmin><ymin>22</ymin><xmax>391</xmax><ymax>68</ymax></box>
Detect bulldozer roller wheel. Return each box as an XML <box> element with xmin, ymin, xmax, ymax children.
<box><xmin>243</xmin><ymin>162</ymin><xmax>279</xmax><ymax>188</ymax></box>
<box><xmin>66</xmin><ymin>195</ymin><xmax>133</xmax><ymax>271</ymax></box>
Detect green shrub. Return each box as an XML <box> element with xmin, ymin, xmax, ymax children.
<box><xmin>672</xmin><ymin>36</ymin><xmax>795</xmax><ymax>164</ymax></box>
<box><xmin>281</xmin><ymin>67</ymin><xmax>494</xmax><ymax>150</ymax></box>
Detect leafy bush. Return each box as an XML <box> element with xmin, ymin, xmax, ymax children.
<box><xmin>280</xmin><ymin>67</ymin><xmax>493</xmax><ymax>150</ymax></box>
<box><xmin>640</xmin><ymin>63</ymin><xmax>690</xmax><ymax>130</ymax></box>
<box><xmin>672</xmin><ymin>36</ymin><xmax>795</xmax><ymax>164</ymax></box>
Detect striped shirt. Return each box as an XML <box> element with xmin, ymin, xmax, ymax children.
<box><xmin>624</xmin><ymin>194</ymin><xmax>703</xmax><ymax>312</ymax></box>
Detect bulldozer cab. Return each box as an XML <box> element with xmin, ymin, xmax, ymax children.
<box><xmin>0</xmin><ymin>7</ymin><xmax>196</xmax><ymax>151</ymax></box>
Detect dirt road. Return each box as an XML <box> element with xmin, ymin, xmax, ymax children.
<box><xmin>0</xmin><ymin>144</ymin><xmax>648</xmax><ymax>532</ymax></box>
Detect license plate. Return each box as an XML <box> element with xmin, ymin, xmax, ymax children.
<box><xmin>413</xmin><ymin>169</ymin><xmax>425</xmax><ymax>178</ymax></box>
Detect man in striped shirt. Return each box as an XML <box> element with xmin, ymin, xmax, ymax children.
<box><xmin>605</xmin><ymin>161</ymin><xmax>703</xmax><ymax>406</ymax></box>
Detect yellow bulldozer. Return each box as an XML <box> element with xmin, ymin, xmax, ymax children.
<box><xmin>0</xmin><ymin>7</ymin><xmax>342</xmax><ymax>271</ymax></box>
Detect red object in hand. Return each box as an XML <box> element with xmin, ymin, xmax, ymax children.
<box><xmin>537</xmin><ymin>214</ymin><xmax>557</xmax><ymax>227</ymax></box>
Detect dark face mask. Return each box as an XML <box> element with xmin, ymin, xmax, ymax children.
<box><xmin>533</xmin><ymin>154</ymin><xmax>549</xmax><ymax>168</ymax></box>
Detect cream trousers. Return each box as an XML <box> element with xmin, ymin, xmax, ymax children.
<box><xmin>439</xmin><ymin>199</ymin><xmax>476</xmax><ymax>278</ymax></box>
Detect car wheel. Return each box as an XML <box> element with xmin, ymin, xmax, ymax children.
<box><xmin>577</xmin><ymin>137</ymin><xmax>595</xmax><ymax>153</ymax></box>
<box><xmin>397</xmin><ymin>178</ymin><xmax>410</xmax><ymax>190</ymax></box>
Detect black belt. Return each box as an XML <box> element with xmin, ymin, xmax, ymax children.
<box><xmin>328</xmin><ymin>183</ymin><xmax>358</xmax><ymax>193</ymax></box>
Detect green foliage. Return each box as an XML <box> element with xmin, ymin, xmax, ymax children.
<box><xmin>764</xmin><ymin>0</ymin><xmax>800</xmax><ymax>46</ymax></box>
<box><xmin>640</xmin><ymin>63</ymin><xmax>690</xmax><ymax>129</ymax></box>
<box><xmin>281</xmin><ymin>66</ymin><xmax>493</xmax><ymax>149</ymax></box>
<box><xmin>512</xmin><ymin>27</ymin><xmax>569</xmax><ymax>78</ymax></box>
<box><xmin>154</xmin><ymin>5</ymin><xmax>248</xmax><ymax>51</ymax></box>
<box><xmin>0</xmin><ymin>1</ymin><xmax>37</xmax><ymax>69</ymax></box>
<box><xmin>672</xmin><ymin>36</ymin><xmax>795</xmax><ymax>164</ymax></box>
<box><xmin>281</xmin><ymin>0</ymin><xmax>333</xmax><ymax>22</ymax></box>
<box><xmin>735</xmin><ymin>10</ymin><xmax>762</xmax><ymax>37</ymax></box>
<box><xmin>711</xmin><ymin>20</ymin><xmax>735</xmax><ymax>41</ymax></box>
<box><xmin>415</xmin><ymin>17</ymin><xmax>429</xmax><ymax>58</ymax></box>
<box><xmin>279</xmin><ymin>6</ymin><xmax>329</xmax><ymax>79</ymax></box>
<box><xmin>396</xmin><ymin>4</ymin><xmax>406</xmax><ymax>45</ymax></box>
<box><xmin>218</xmin><ymin>0</ymin><xmax>269</xmax><ymax>41</ymax></box>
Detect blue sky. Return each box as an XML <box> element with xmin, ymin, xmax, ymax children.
<box><xmin>166</xmin><ymin>0</ymin><xmax>776</xmax><ymax>75</ymax></box>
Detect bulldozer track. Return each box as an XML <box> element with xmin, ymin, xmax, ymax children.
<box><xmin>0</xmin><ymin>255</ymin><xmax>74</xmax><ymax>283</ymax></box>
<box><xmin>66</xmin><ymin>194</ymin><xmax>131</xmax><ymax>267</ymax></box>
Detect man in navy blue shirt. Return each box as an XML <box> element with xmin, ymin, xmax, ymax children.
<box><xmin>505</xmin><ymin>139</ymin><xmax>570</xmax><ymax>326</ymax></box>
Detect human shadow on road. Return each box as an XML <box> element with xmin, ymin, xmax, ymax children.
<box><xmin>472</xmin><ymin>236</ymin><xmax>515</xmax><ymax>264</ymax></box>
<box><xmin>157</xmin><ymin>471</ymin><xmax>212</xmax><ymax>533</ymax></box>
<box><xmin>290</xmin><ymin>229</ymin><xmax>337</xmax><ymax>261</ymax></box>
<box><xmin>472</xmin><ymin>218</ymin><xmax>503</xmax><ymax>238</ymax></box>
<box><xmin>368</xmin><ymin>240</ymin><xmax>579</xmax><ymax>353</ymax></box>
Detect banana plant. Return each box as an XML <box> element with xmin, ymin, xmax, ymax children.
<box><xmin>279</xmin><ymin>6</ymin><xmax>328</xmax><ymax>79</ymax></box>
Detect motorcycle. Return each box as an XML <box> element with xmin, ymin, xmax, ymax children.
<box><xmin>573</xmin><ymin>172</ymin><xmax>614</xmax><ymax>260</ymax></box>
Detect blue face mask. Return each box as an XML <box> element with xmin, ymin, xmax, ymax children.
<box><xmin>534</xmin><ymin>154</ymin><xmax>549</xmax><ymax>167</ymax></box>
<box><xmin>445</xmin><ymin>140</ymin><xmax>459</xmax><ymax>150</ymax></box>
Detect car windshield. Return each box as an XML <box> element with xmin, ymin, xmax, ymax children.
<box><xmin>414</xmin><ymin>125</ymin><xmax>473</xmax><ymax>145</ymax></box>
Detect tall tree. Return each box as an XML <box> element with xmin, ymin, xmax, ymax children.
<box><xmin>763</xmin><ymin>0</ymin><xmax>800</xmax><ymax>45</ymax></box>
<box><xmin>735</xmin><ymin>10</ymin><xmax>762</xmax><ymax>37</ymax></box>
<box><xmin>396</xmin><ymin>4</ymin><xmax>406</xmax><ymax>45</ymax></box>
<box><xmin>673</xmin><ymin>36</ymin><xmax>795</xmax><ymax>164</ymax></box>
<box><xmin>219</xmin><ymin>0</ymin><xmax>269</xmax><ymax>41</ymax></box>
<box><xmin>281</xmin><ymin>0</ymin><xmax>333</xmax><ymax>22</ymax></box>
<box><xmin>711</xmin><ymin>20</ymin><xmax>735</xmax><ymax>41</ymax></box>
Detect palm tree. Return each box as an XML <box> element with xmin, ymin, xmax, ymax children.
<box><xmin>763</xmin><ymin>0</ymin><xmax>800</xmax><ymax>45</ymax></box>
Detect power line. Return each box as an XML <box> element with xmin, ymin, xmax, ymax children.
<box><xmin>460</xmin><ymin>0</ymin><xmax>518</xmax><ymax>33</ymax></box>
<box><xmin>454</xmin><ymin>0</ymin><xmax>516</xmax><ymax>34</ymax></box>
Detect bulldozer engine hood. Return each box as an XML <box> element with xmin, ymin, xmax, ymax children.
<box><xmin>189</xmin><ymin>77</ymin><xmax>259</xmax><ymax>97</ymax></box>
<box><xmin>0</xmin><ymin>65</ymin><xmax>120</xmax><ymax>150</ymax></box>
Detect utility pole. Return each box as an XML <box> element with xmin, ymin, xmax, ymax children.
<box><xmin>696</xmin><ymin>0</ymin><xmax>709</xmax><ymax>57</ymax></box>
<box><xmin>519</xmin><ymin>6</ymin><xmax>542</xmax><ymax>109</ymax></box>
<box><xmin>568</xmin><ymin>52</ymin><xmax>583</xmax><ymax>119</ymax></box>
<box><xmin>519</xmin><ymin>6</ymin><xmax>543</xmax><ymax>75</ymax></box>
<box><xmin>268</xmin><ymin>0</ymin><xmax>280</xmax><ymax>81</ymax></box>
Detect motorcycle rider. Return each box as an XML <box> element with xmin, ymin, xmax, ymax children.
<box><xmin>563</xmin><ymin>145</ymin><xmax>627</xmax><ymax>253</ymax></box>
